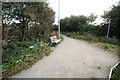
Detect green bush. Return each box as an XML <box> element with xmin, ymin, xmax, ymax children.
<box><xmin>63</xmin><ymin>32</ymin><xmax>120</xmax><ymax>46</ymax></box>
<box><xmin>2</xmin><ymin>41</ymin><xmax>51</xmax><ymax>71</ymax></box>
<box><xmin>75</xmin><ymin>34</ymin><xmax>99</xmax><ymax>43</ymax></box>
<box><xmin>98</xmin><ymin>37</ymin><xmax>120</xmax><ymax>45</ymax></box>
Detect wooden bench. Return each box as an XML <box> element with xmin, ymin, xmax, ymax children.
<box><xmin>50</xmin><ymin>36</ymin><xmax>61</xmax><ymax>45</ymax></box>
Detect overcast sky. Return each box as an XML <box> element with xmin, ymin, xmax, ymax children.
<box><xmin>48</xmin><ymin>0</ymin><xmax>119</xmax><ymax>24</ymax></box>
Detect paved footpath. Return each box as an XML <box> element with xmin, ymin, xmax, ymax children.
<box><xmin>11</xmin><ymin>35</ymin><xmax>119</xmax><ymax>78</ymax></box>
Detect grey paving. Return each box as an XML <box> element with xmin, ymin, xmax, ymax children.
<box><xmin>11</xmin><ymin>35</ymin><xmax>119</xmax><ymax>78</ymax></box>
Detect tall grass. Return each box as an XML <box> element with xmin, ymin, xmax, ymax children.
<box><xmin>63</xmin><ymin>32</ymin><xmax>120</xmax><ymax>45</ymax></box>
<box><xmin>2</xmin><ymin>41</ymin><xmax>52</xmax><ymax>78</ymax></box>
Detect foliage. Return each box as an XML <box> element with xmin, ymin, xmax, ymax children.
<box><xmin>52</xmin><ymin>24</ymin><xmax>58</xmax><ymax>31</ymax></box>
<box><xmin>63</xmin><ymin>32</ymin><xmax>120</xmax><ymax>45</ymax></box>
<box><xmin>88</xmin><ymin>13</ymin><xmax>97</xmax><ymax>25</ymax></box>
<box><xmin>61</xmin><ymin>5</ymin><xmax>120</xmax><ymax>39</ymax></box>
<box><xmin>102</xmin><ymin>5</ymin><xmax>120</xmax><ymax>39</ymax></box>
<box><xmin>98</xmin><ymin>37</ymin><xmax>120</xmax><ymax>45</ymax></box>
<box><xmin>1</xmin><ymin>2</ymin><xmax>56</xmax><ymax>78</ymax></box>
<box><xmin>2</xmin><ymin>2</ymin><xmax>55</xmax><ymax>41</ymax></box>
<box><xmin>60</xmin><ymin>15</ymin><xmax>89</xmax><ymax>32</ymax></box>
<box><xmin>2</xmin><ymin>41</ymin><xmax>52</xmax><ymax>78</ymax></box>
<box><xmin>60</xmin><ymin>15</ymin><xmax>110</xmax><ymax>38</ymax></box>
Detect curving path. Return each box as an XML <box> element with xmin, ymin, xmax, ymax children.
<box><xmin>11</xmin><ymin>35</ymin><xmax>119</xmax><ymax>78</ymax></box>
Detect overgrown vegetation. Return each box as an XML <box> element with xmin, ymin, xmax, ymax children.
<box><xmin>2</xmin><ymin>2</ymin><xmax>55</xmax><ymax>41</ymax></box>
<box><xmin>59</xmin><ymin>5</ymin><xmax>120</xmax><ymax>39</ymax></box>
<box><xmin>1</xmin><ymin>2</ymin><xmax>56</xmax><ymax>78</ymax></box>
<box><xmin>102</xmin><ymin>5</ymin><xmax>120</xmax><ymax>39</ymax></box>
<box><xmin>2</xmin><ymin>41</ymin><xmax>52</xmax><ymax>78</ymax></box>
<box><xmin>1</xmin><ymin>1</ymin><xmax>120</xmax><ymax>79</ymax></box>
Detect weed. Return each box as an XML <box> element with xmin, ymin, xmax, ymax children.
<box><xmin>2</xmin><ymin>41</ymin><xmax>52</xmax><ymax>78</ymax></box>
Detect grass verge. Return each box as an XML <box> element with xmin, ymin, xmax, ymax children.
<box><xmin>62</xmin><ymin>32</ymin><xmax>119</xmax><ymax>56</ymax></box>
<box><xmin>2</xmin><ymin>34</ymin><xmax>64</xmax><ymax>78</ymax></box>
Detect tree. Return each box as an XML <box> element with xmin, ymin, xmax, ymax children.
<box><xmin>102</xmin><ymin>4</ymin><xmax>120</xmax><ymax>39</ymax></box>
<box><xmin>26</xmin><ymin>3</ymin><xmax>55</xmax><ymax>39</ymax></box>
<box><xmin>2</xmin><ymin>2</ymin><xmax>33</xmax><ymax>41</ymax></box>
<box><xmin>60</xmin><ymin>15</ymin><xmax>88</xmax><ymax>32</ymax></box>
<box><xmin>88</xmin><ymin>13</ymin><xmax>97</xmax><ymax>25</ymax></box>
<box><xmin>2</xmin><ymin>2</ymin><xmax>55</xmax><ymax>41</ymax></box>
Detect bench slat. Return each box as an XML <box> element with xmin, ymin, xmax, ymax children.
<box><xmin>50</xmin><ymin>36</ymin><xmax>61</xmax><ymax>44</ymax></box>
<box><xmin>54</xmin><ymin>39</ymin><xmax>61</xmax><ymax>43</ymax></box>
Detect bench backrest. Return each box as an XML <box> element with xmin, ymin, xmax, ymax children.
<box><xmin>50</xmin><ymin>36</ymin><xmax>57</xmax><ymax>42</ymax></box>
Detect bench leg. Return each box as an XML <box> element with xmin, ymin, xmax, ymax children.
<box><xmin>51</xmin><ymin>43</ymin><xmax>56</xmax><ymax>46</ymax></box>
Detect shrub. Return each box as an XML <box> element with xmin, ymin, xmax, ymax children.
<box><xmin>2</xmin><ymin>41</ymin><xmax>51</xmax><ymax>71</ymax></box>
<box><xmin>99</xmin><ymin>37</ymin><xmax>120</xmax><ymax>45</ymax></box>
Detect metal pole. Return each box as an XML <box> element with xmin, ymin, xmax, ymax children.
<box><xmin>107</xmin><ymin>19</ymin><xmax>111</xmax><ymax>38</ymax></box>
<box><xmin>58</xmin><ymin>0</ymin><xmax>60</xmax><ymax>39</ymax></box>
